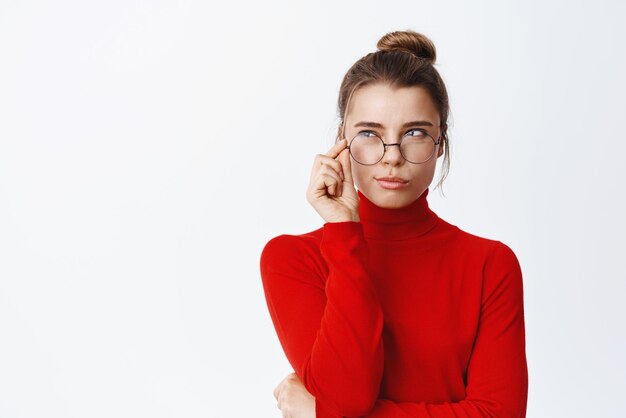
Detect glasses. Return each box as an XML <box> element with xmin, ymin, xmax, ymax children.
<box><xmin>345</xmin><ymin>129</ymin><xmax>442</xmax><ymax>165</ymax></box>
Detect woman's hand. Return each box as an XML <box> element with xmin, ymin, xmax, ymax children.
<box><xmin>273</xmin><ymin>372</ymin><xmax>316</xmax><ymax>418</ymax></box>
<box><xmin>306</xmin><ymin>139</ymin><xmax>360</xmax><ymax>223</ymax></box>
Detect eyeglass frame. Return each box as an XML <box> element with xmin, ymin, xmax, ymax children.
<box><xmin>342</xmin><ymin>126</ymin><xmax>443</xmax><ymax>166</ymax></box>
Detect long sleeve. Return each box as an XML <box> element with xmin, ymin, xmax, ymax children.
<box><xmin>359</xmin><ymin>242</ymin><xmax>528</xmax><ymax>418</ymax></box>
<box><xmin>260</xmin><ymin>221</ymin><xmax>385</xmax><ymax>417</ymax></box>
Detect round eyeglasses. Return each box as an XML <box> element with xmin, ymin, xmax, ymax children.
<box><xmin>345</xmin><ymin>129</ymin><xmax>442</xmax><ymax>165</ymax></box>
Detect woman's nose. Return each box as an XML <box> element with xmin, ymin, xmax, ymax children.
<box><xmin>381</xmin><ymin>143</ymin><xmax>404</xmax><ymax>166</ymax></box>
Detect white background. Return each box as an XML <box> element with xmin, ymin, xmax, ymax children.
<box><xmin>1</xmin><ymin>1</ymin><xmax>625</xmax><ymax>417</ymax></box>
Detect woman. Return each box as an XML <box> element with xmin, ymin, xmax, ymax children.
<box><xmin>260</xmin><ymin>29</ymin><xmax>528</xmax><ymax>418</ymax></box>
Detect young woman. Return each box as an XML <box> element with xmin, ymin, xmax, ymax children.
<box><xmin>260</xmin><ymin>30</ymin><xmax>528</xmax><ymax>418</ymax></box>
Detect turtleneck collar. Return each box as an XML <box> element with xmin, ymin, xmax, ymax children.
<box><xmin>357</xmin><ymin>188</ymin><xmax>439</xmax><ymax>241</ymax></box>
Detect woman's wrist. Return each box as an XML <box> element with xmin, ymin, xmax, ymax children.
<box><xmin>326</xmin><ymin>214</ymin><xmax>360</xmax><ymax>223</ymax></box>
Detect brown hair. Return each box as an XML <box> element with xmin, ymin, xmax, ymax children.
<box><xmin>336</xmin><ymin>29</ymin><xmax>452</xmax><ymax>194</ymax></box>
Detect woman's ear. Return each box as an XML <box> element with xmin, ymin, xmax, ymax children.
<box><xmin>437</xmin><ymin>130</ymin><xmax>447</xmax><ymax>157</ymax></box>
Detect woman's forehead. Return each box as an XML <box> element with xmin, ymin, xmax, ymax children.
<box><xmin>347</xmin><ymin>84</ymin><xmax>439</xmax><ymax>126</ymax></box>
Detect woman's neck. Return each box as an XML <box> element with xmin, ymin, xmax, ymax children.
<box><xmin>357</xmin><ymin>188</ymin><xmax>439</xmax><ymax>240</ymax></box>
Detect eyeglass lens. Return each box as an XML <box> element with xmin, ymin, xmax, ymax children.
<box><xmin>349</xmin><ymin>131</ymin><xmax>436</xmax><ymax>165</ymax></box>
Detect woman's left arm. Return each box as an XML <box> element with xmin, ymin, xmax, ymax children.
<box><xmin>364</xmin><ymin>242</ymin><xmax>528</xmax><ymax>417</ymax></box>
<box><xmin>277</xmin><ymin>241</ymin><xmax>528</xmax><ymax>418</ymax></box>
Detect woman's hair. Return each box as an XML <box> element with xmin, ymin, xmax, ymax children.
<box><xmin>337</xmin><ymin>29</ymin><xmax>452</xmax><ymax>194</ymax></box>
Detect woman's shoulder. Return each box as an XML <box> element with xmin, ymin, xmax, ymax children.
<box><xmin>259</xmin><ymin>226</ymin><xmax>328</xmax><ymax>288</ymax></box>
<box><xmin>262</xmin><ymin>225</ymin><xmax>324</xmax><ymax>248</ymax></box>
<box><xmin>438</xmin><ymin>217</ymin><xmax>520</xmax><ymax>266</ymax></box>
<box><xmin>451</xmin><ymin>224</ymin><xmax>525</xmax><ymax>299</ymax></box>
<box><xmin>260</xmin><ymin>226</ymin><xmax>325</xmax><ymax>264</ymax></box>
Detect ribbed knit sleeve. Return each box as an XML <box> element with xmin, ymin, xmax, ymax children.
<box><xmin>360</xmin><ymin>241</ymin><xmax>528</xmax><ymax>418</ymax></box>
<box><xmin>260</xmin><ymin>221</ymin><xmax>385</xmax><ymax>417</ymax></box>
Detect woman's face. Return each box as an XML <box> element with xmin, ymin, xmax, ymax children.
<box><xmin>338</xmin><ymin>83</ymin><xmax>444</xmax><ymax>209</ymax></box>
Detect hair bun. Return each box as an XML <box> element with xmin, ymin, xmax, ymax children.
<box><xmin>377</xmin><ymin>30</ymin><xmax>436</xmax><ymax>64</ymax></box>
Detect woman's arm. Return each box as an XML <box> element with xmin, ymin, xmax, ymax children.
<box><xmin>365</xmin><ymin>242</ymin><xmax>528</xmax><ymax>417</ymax></box>
<box><xmin>277</xmin><ymin>241</ymin><xmax>528</xmax><ymax>418</ymax></box>
<box><xmin>260</xmin><ymin>221</ymin><xmax>385</xmax><ymax>417</ymax></box>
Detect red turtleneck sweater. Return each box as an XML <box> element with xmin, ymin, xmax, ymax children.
<box><xmin>260</xmin><ymin>188</ymin><xmax>528</xmax><ymax>417</ymax></box>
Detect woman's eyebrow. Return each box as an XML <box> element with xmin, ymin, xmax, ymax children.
<box><xmin>353</xmin><ymin>120</ymin><xmax>434</xmax><ymax>128</ymax></box>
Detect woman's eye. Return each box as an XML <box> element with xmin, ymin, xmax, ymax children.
<box><xmin>358</xmin><ymin>130</ymin><xmax>377</xmax><ymax>137</ymax></box>
<box><xmin>406</xmin><ymin>129</ymin><xmax>426</xmax><ymax>137</ymax></box>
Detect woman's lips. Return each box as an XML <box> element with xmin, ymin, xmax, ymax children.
<box><xmin>375</xmin><ymin>177</ymin><xmax>409</xmax><ymax>190</ymax></box>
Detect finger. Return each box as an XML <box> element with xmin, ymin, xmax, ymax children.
<box><xmin>315</xmin><ymin>171</ymin><xmax>342</xmax><ymax>197</ymax></box>
<box><xmin>312</xmin><ymin>156</ymin><xmax>343</xmax><ymax>190</ymax></box>
<box><xmin>316</xmin><ymin>154</ymin><xmax>344</xmax><ymax>179</ymax></box>
<box><xmin>324</xmin><ymin>138</ymin><xmax>347</xmax><ymax>159</ymax></box>
<box><xmin>319</xmin><ymin>164</ymin><xmax>343</xmax><ymax>188</ymax></box>
<box><xmin>338</xmin><ymin>147</ymin><xmax>354</xmax><ymax>185</ymax></box>
<box><xmin>321</xmin><ymin>173</ymin><xmax>338</xmax><ymax>196</ymax></box>
<box><xmin>273</xmin><ymin>382</ymin><xmax>282</xmax><ymax>400</ymax></box>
